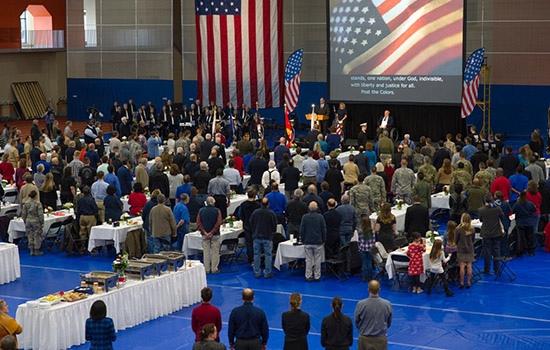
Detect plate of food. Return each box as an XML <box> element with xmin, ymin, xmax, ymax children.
<box><xmin>62</xmin><ymin>291</ymin><xmax>88</xmax><ymax>302</ymax></box>
<box><xmin>41</xmin><ymin>293</ymin><xmax>63</xmax><ymax>302</ymax></box>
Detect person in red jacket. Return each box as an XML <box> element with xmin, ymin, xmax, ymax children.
<box><xmin>0</xmin><ymin>154</ymin><xmax>15</xmax><ymax>181</ymax></box>
<box><xmin>192</xmin><ymin>287</ymin><xmax>222</xmax><ymax>342</ymax></box>
<box><xmin>490</xmin><ymin>168</ymin><xmax>511</xmax><ymax>201</ymax></box>
<box><xmin>128</xmin><ymin>182</ymin><xmax>147</xmax><ymax>216</ymax></box>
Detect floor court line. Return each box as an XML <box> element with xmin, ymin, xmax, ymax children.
<box><xmin>207</xmin><ymin>284</ymin><xmax>550</xmax><ymax>323</ymax></box>
<box><xmin>21</xmin><ymin>264</ymin><xmax>89</xmax><ymax>274</ymax></box>
<box><xmin>477</xmin><ymin>280</ymin><xmax>550</xmax><ymax>290</ymax></box>
<box><xmin>164</xmin><ymin>315</ymin><xmax>448</xmax><ymax>350</ymax></box>
<box><xmin>0</xmin><ymin>295</ymin><xmax>32</xmax><ymax>301</ymax></box>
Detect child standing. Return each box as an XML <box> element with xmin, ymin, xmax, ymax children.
<box><xmin>426</xmin><ymin>239</ymin><xmax>454</xmax><ymax>297</ymax></box>
<box><xmin>86</xmin><ymin>300</ymin><xmax>116</xmax><ymax>350</ymax></box>
<box><xmin>406</xmin><ymin>232</ymin><xmax>426</xmax><ymax>293</ymax></box>
<box><xmin>358</xmin><ymin>217</ymin><xmax>377</xmax><ymax>282</ymax></box>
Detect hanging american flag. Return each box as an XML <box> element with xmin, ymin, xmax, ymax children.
<box><xmin>461</xmin><ymin>48</ymin><xmax>485</xmax><ymax>119</ymax></box>
<box><xmin>195</xmin><ymin>0</ymin><xmax>283</xmax><ymax>109</ymax></box>
<box><xmin>284</xmin><ymin>49</ymin><xmax>303</xmax><ymax>113</ymax></box>
<box><xmin>330</xmin><ymin>0</ymin><xmax>463</xmax><ymax>76</ymax></box>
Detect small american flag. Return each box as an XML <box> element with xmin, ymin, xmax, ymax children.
<box><xmin>336</xmin><ymin>123</ymin><xmax>343</xmax><ymax>136</ymax></box>
<box><xmin>330</xmin><ymin>0</ymin><xmax>463</xmax><ymax>75</ymax></box>
<box><xmin>195</xmin><ymin>0</ymin><xmax>283</xmax><ymax>108</ymax></box>
<box><xmin>284</xmin><ymin>49</ymin><xmax>303</xmax><ymax>113</ymax></box>
<box><xmin>461</xmin><ymin>48</ymin><xmax>485</xmax><ymax>119</ymax></box>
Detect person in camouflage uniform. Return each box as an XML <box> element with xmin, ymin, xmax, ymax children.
<box><xmin>378</xmin><ymin>130</ymin><xmax>394</xmax><ymax>164</ymax></box>
<box><xmin>454</xmin><ymin>151</ymin><xmax>473</xmax><ymax>177</ymax></box>
<box><xmin>413</xmin><ymin>172</ymin><xmax>432</xmax><ymax>208</ymax></box>
<box><xmin>418</xmin><ymin>156</ymin><xmax>437</xmax><ymax>192</ymax></box>
<box><xmin>365</xmin><ymin>166</ymin><xmax>386</xmax><ymax>207</ymax></box>
<box><xmin>486</xmin><ymin>159</ymin><xmax>497</xmax><ymax>179</ymax></box>
<box><xmin>350</xmin><ymin>173</ymin><xmax>375</xmax><ymax>219</ymax></box>
<box><xmin>22</xmin><ymin>190</ymin><xmax>45</xmax><ymax>256</ymax></box>
<box><xmin>391</xmin><ymin>158</ymin><xmax>416</xmax><ymax>204</ymax></box>
<box><xmin>450</xmin><ymin>162</ymin><xmax>472</xmax><ymax>193</ymax></box>
<box><xmin>412</xmin><ymin>148</ymin><xmax>424</xmax><ymax>172</ymax></box>
<box><xmin>474</xmin><ymin>161</ymin><xmax>494</xmax><ymax>192</ymax></box>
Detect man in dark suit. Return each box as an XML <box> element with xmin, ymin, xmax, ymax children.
<box><xmin>168</xmin><ymin>110</ymin><xmax>179</xmax><ymax>136</ymax></box>
<box><xmin>112</xmin><ymin>106</ymin><xmax>122</xmax><ymax>133</ymax></box>
<box><xmin>121</xmin><ymin>103</ymin><xmax>132</xmax><ymax>123</ymax></box>
<box><xmin>110</xmin><ymin>101</ymin><xmax>119</xmax><ymax>119</ymax></box>
<box><xmin>357</xmin><ymin>123</ymin><xmax>368</xmax><ymax>149</ymax></box>
<box><xmin>145</xmin><ymin>101</ymin><xmax>155</xmax><ymax>117</ymax></box>
<box><xmin>498</xmin><ymin>146</ymin><xmax>520</xmax><ymax>178</ymax></box>
<box><xmin>405</xmin><ymin>195</ymin><xmax>430</xmax><ymax>239</ymax></box>
<box><xmin>471</xmin><ymin>144</ymin><xmax>489</xmax><ymax>173</ymax></box>
<box><xmin>30</xmin><ymin>119</ymin><xmax>41</xmax><ymax>144</ymax></box>
<box><xmin>376</xmin><ymin>110</ymin><xmax>394</xmax><ymax>137</ymax></box>
<box><xmin>165</xmin><ymin>99</ymin><xmax>174</xmax><ymax>113</ymax></box>
<box><xmin>432</xmin><ymin>140</ymin><xmax>452</xmax><ymax>170</ymax></box>
<box><xmin>307</xmin><ymin>124</ymin><xmax>320</xmax><ymax>150</ymax></box>
<box><xmin>128</xmin><ymin>98</ymin><xmax>137</xmax><ymax>116</ymax></box>
<box><xmin>315</xmin><ymin>97</ymin><xmax>330</xmax><ymax>134</ymax></box>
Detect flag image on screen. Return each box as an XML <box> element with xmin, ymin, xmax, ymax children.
<box><xmin>195</xmin><ymin>0</ymin><xmax>283</xmax><ymax>108</ymax></box>
<box><xmin>330</xmin><ymin>0</ymin><xmax>463</xmax><ymax>75</ymax></box>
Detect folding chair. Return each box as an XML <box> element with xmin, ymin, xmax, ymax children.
<box><xmin>443</xmin><ymin>252</ymin><xmax>459</xmax><ymax>285</ymax></box>
<box><xmin>471</xmin><ymin>239</ymin><xmax>484</xmax><ymax>283</ymax></box>
<box><xmin>494</xmin><ymin>238</ymin><xmax>516</xmax><ymax>281</ymax></box>
<box><xmin>3</xmin><ymin>192</ymin><xmax>17</xmax><ymax>204</ymax></box>
<box><xmin>370</xmin><ymin>245</ymin><xmax>389</xmax><ymax>286</ymax></box>
<box><xmin>219</xmin><ymin>238</ymin><xmax>239</xmax><ymax>273</ymax></box>
<box><xmin>325</xmin><ymin>244</ymin><xmax>350</xmax><ymax>282</ymax></box>
<box><xmin>234</xmin><ymin>231</ymin><xmax>248</xmax><ymax>263</ymax></box>
<box><xmin>395</xmin><ymin>235</ymin><xmax>408</xmax><ymax>249</ymax></box>
<box><xmin>3</xmin><ymin>208</ymin><xmax>17</xmax><ymax>217</ymax></box>
<box><xmin>535</xmin><ymin>231</ymin><xmax>546</xmax><ymax>251</ymax></box>
<box><xmin>42</xmin><ymin>221</ymin><xmax>64</xmax><ymax>253</ymax></box>
<box><xmin>390</xmin><ymin>254</ymin><xmax>411</xmax><ymax>291</ymax></box>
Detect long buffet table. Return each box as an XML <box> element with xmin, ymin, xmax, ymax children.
<box><xmin>16</xmin><ymin>261</ymin><xmax>206</xmax><ymax>350</ymax></box>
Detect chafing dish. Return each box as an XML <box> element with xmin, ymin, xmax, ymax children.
<box><xmin>80</xmin><ymin>271</ymin><xmax>118</xmax><ymax>292</ymax></box>
<box><xmin>126</xmin><ymin>261</ymin><xmax>155</xmax><ymax>280</ymax></box>
<box><xmin>140</xmin><ymin>256</ymin><xmax>169</xmax><ymax>276</ymax></box>
<box><xmin>159</xmin><ymin>251</ymin><xmax>187</xmax><ymax>272</ymax></box>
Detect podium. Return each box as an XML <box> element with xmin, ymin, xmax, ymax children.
<box><xmin>305</xmin><ymin>114</ymin><xmax>329</xmax><ymax>121</ymax></box>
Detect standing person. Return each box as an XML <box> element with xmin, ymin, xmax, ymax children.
<box><xmin>321</xmin><ymin>296</ymin><xmax>353</xmax><ymax>350</ymax></box>
<box><xmin>208</xmin><ymin>168</ymin><xmax>231</xmax><ymax>219</ymax></box>
<box><xmin>0</xmin><ymin>300</ymin><xmax>22</xmax><ymax>349</ymax></box>
<box><xmin>349</xmin><ymin>174</ymin><xmax>375</xmax><ymax>219</ymax></box>
<box><xmin>512</xmin><ymin>191</ymin><xmax>538</xmax><ymax>257</ymax></box>
<box><xmin>77</xmin><ymin>186</ymin><xmax>98</xmax><ymax>242</ymax></box>
<box><xmin>104</xmin><ymin>185</ymin><xmax>123</xmax><ymax>223</ymax></box>
<box><xmin>248</xmin><ymin>151</ymin><xmax>269</xmax><ymax>197</ymax></box>
<box><xmin>197</xmin><ymin>197</ymin><xmax>223</xmax><ymax>274</ymax></box>
<box><xmin>141</xmin><ymin>189</ymin><xmax>160</xmax><ymax>253</ymax></box>
<box><xmin>194</xmin><ymin>324</ymin><xmax>226</xmax><ymax>350</ymax></box>
<box><xmin>478</xmin><ymin>194</ymin><xmax>504</xmax><ymax>274</ymax></box>
<box><xmin>173</xmin><ymin>193</ymin><xmax>190</xmax><ymax>252</ymax></box>
<box><xmin>149</xmin><ymin>194</ymin><xmax>177</xmax><ymax>253</ymax></box>
<box><xmin>509</xmin><ymin>166</ymin><xmax>528</xmax><ymax>205</ymax></box>
<box><xmin>406</xmin><ymin>232</ymin><xmax>426</xmax><ymax>294</ymax></box>
<box><xmin>192</xmin><ymin>287</ymin><xmax>223</xmax><ymax>342</ymax></box>
<box><xmin>391</xmin><ymin>158</ymin><xmax>415</xmax><ymax>204</ymax></box>
<box><xmin>375</xmin><ymin>202</ymin><xmax>396</xmax><ymax>253</ymax></box>
<box><xmin>286</xmin><ymin>189</ymin><xmax>309</xmax><ymax>241</ymax></box>
<box><xmin>300</xmin><ymin>201</ymin><xmax>327</xmax><ymax>282</ymax></box>
<box><xmin>425</xmin><ymin>240</ymin><xmax>454</xmax><ymax>297</ymax></box>
<box><xmin>282</xmin><ymin>293</ymin><xmax>310</xmax><ymax>350</ymax></box>
<box><xmin>354</xmin><ymin>280</ymin><xmax>393</xmax><ymax>350</ymax></box>
<box><xmin>239</xmin><ymin>189</ymin><xmax>261</xmax><ymax>265</ymax></box>
<box><xmin>85</xmin><ymin>300</ymin><xmax>116</xmax><ymax>350</ymax></box>
<box><xmin>22</xmin><ymin>191</ymin><xmax>44</xmax><ymax>256</ymax></box>
<box><xmin>456</xmin><ymin>213</ymin><xmax>475</xmax><ymax>289</ymax></box>
<box><xmin>358</xmin><ymin>217</ymin><xmax>376</xmax><ymax>282</ymax></box>
<box><xmin>228</xmin><ymin>289</ymin><xmax>269</xmax><ymax>350</ymax></box>
<box><xmin>324</xmin><ymin>160</ymin><xmax>344</xmax><ymax>201</ymax></box>
<box><xmin>250</xmin><ymin>197</ymin><xmax>277</xmax><ymax>279</ymax></box>
<box><xmin>335</xmin><ymin>194</ymin><xmax>357</xmax><ymax>244</ymax></box>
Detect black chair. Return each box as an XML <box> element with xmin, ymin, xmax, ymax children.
<box><xmin>370</xmin><ymin>245</ymin><xmax>389</xmax><ymax>286</ymax></box>
<box><xmin>42</xmin><ymin>221</ymin><xmax>64</xmax><ymax>253</ymax></box>
<box><xmin>443</xmin><ymin>252</ymin><xmax>459</xmax><ymax>285</ymax></box>
<box><xmin>234</xmin><ymin>231</ymin><xmax>248</xmax><ymax>263</ymax></box>
<box><xmin>390</xmin><ymin>254</ymin><xmax>410</xmax><ymax>291</ymax></box>
<box><xmin>494</xmin><ymin>238</ymin><xmax>516</xmax><ymax>281</ymax></box>
<box><xmin>3</xmin><ymin>208</ymin><xmax>17</xmax><ymax>217</ymax></box>
<box><xmin>535</xmin><ymin>231</ymin><xmax>546</xmax><ymax>250</ymax></box>
<box><xmin>325</xmin><ymin>244</ymin><xmax>350</xmax><ymax>282</ymax></box>
<box><xmin>219</xmin><ymin>238</ymin><xmax>239</xmax><ymax>273</ymax></box>
<box><xmin>395</xmin><ymin>235</ymin><xmax>408</xmax><ymax>249</ymax></box>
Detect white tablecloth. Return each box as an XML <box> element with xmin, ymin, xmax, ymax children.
<box><xmin>369</xmin><ymin>205</ymin><xmax>409</xmax><ymax>233</ymax></box>
<box><xmin>0</xmin><ymin>203</ymin><xmax>20</xmax><ymax>216</ymax></box>
<box><xmin>242</xmin><ymin>175</ymin><xmax>251</xmax><ymax>189</ymax></box>
<box><xmin>327</xmin><ymin>150</ymin><xmax>359</xmax><ymax>166</ymax></box>
<box><xmin>8</xmin><ymin>209</ymin><xmax>74</xmax><ymax>242</ymax></box>
<box><xmin>431</xmin><ymin>192</ymin><xmax>450</xmax><ymax>210</ymax></box>
<box><xmin>88</xmin><ymin>218</ymin><xmax>144</xmax><ymax>253</ymax></box>
<box><xmin>121</xmin><ymin>195</ymin><xmax>150</xmax><ymax>213</ymax></box>
<box><xmin>182</xmin><ymin>224</ymin><xmax>243</xmax><ymax>257</ymax></box>
<box><xmin>228</xmin><ymin>194</ymin><xmax>248</xmax><ymax>215</ymax></box>
<box><xmin>0</xmin><ymin>243</ymin><xmax>20</xmax><ymax>284</ymax></box>
<box><xmin>385</xmin><ymin>243</ymin><xmax>436</xmax><ymax>282</ymax></box>
<box><xmin>16</xmin><ymin>262</ymin><xmax>206</xmax><ymax>350</ymax></box>
<box><xmin>471</xmin><ymin>214</ymin><xmax>516</xmax><ymax>234</ymax></box>
<box><xmin>3</xmin><ymin>184</ymin><xmax>18</xmax><ymax>203</ymax></box>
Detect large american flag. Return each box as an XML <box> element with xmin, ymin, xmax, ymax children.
<box><xmin>195</xmin><ymin>0</ymin><xmax>283</xmax><ymax>109</ymax></box>
<box><xmin>330</xmin><ymin>0</ymin><xmax>463</xmax><ymax>75</ymax></box>
<box><xmin>284</xmin><ymin>49</ymin><xmax>303</xmax><ymax>113</ymax></box>
<box><xmin>461</xmin><ymin>48</ymin><xmax>485</xmax><ymax>119</ymax></box>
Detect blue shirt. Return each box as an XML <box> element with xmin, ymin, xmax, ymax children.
<box><xmin>175</xmin><ymin>184</ymin><xmax>192</xmax><ymax>201</ymax></box>
<box><xmin>228</xmin><ymin>302</ymin><xmax>269</xmax><ymax>346</ymax></box>
<box><xmin>86</xmin><ymin>150</ymin><xmax>101</xmax><ymax>168</ymax></box>
<box><xmin>274</xmin><ymin>144</ymin><xmax>290</xmax><ymax>165</ymax></box>
<box><xmin>85</xmin><ymin>317</ymin><xmax>116</xmax><ymax>350</ymax></box>
<box><xmin>147</xmin><ymin>137</ymin><xmax>162</xmax><ymax>158</ymax></box>
<box><xmin>34</xmin><ymin>160</ymin><xmax>51</xmax><ymax>174</ymax></box>
<box><xmin>265</xmin><ymin>191</ymin><xmax>287</xmax><ymax>214</ymax></box>
<box><xmin>117</xmin><ymin>166</ymin><xmax>133</xmax><ymax>195</ymax></box>
<box><xmin>173</xmin><ymin>201</ymin><xmax>190</xmax><ymax>233</ymax></box>
<box><xmin>509</xmin><ymin>174</ymin><xmax>528</xmax><ymax>202</ymax></box>
<box><xmin>326</xmin><ymin>134</ymin><xmax>341</xmax><ymax>153</ymax></box>
<box><xmin>315</xmin><ymin>140</ymin><xmax>328</xmax><ymax>154</ymax></box>
<box><xmin>463</xmin><ymin>144</ymin><xmax>476</xmax><ymax>161</ymax></box>
<box><xmin>317</xmin><ymin>158</ymin><xmax>329</xmax><ymax>183</ymax></box>
<box><xmin>364</xmin><ymin>150</ymin><xmax>377</xmax><ymax>174</ymax></box>
<box><xmin>91</xmin><ymin>179</ymin><xmax>109</xmax><ymax>201</ymax></box>
<box><xmin>302</xmin><ymin>157</ymin><xmax>319</xmax><ymax>177</ymax></box>
<box><xmin>105</xmin><ymin>173</ymin><xmax>122</xmax><ymax>198</ymax></box>
<box><xmin>243</xmin><ymin>154</ymin><xmax>254</xmax><ymax>173</ymax></box>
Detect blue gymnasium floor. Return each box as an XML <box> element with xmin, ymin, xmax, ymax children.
<box><xmin>2</xmin><ymin>243</ymin><xmax>550</xmax><ymax>350</ymax></box>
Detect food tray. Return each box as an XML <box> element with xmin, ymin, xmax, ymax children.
<box><xmin>143</xmin><ymin>254</ymin><xmax>181</xmax><ymax>272</ymax></box>
<box><xmin>126</xmin><ymin>261</ymin><xmax>155</xmax><ymax>280</ymax></box>
<box><xmin>80</xmin><ymin>271</ymin><xmax>118</xmax><ymax>293</ymax></box>
<box><xmin>159</xmin><ymin>252</ymin><xmax>186</xmax><ymax>272</ymax></box>
<box><xmin>73</xmin><ymin>286</ymin><xmax>94</xmax><ymax>294</ymax></box>
<box><xmin>62</xmin><ymin>292</ymin><xmax>88</xmax><ymax>302</ymax></box>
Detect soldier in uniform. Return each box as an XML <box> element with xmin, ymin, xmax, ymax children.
<box><xmin>391</xmin><ymin>158</ymin><xmax>416</xmax><ymax>204</ymax></box>
<box><xmin>349</xmin><ymin>173</ymin><xmax>375</xmax><ymax>219</ymax></box>
<box><xmin>413</xmin><ymin>172</ymin><xmax>432</xmax><ymax>209</ymax></box>
<box><xmin>412</xmin><ymin>147</ymin><xmax>425</xmax><ymax>172</ymax></box>
<box><xmin>454</xmin><ymin>151</ymin><xmax>474</xmax><ymax>177</ymax></box>
<box><xmin>450</xmin><ymin>162</ymin><xmax>473</xmax><ymax>193</ymax></box>
<box><xmin>474</xmin><ymin>161</ymin><xmax>494</xmax><ymax>192</ymax></box>
<box><xmin>365</xmin><ymin>166</ymin><xmax>386</xmax><ymax>207</ymax></box>
<box><xmin>22</xmin><ymin>190</ymin><xmax>44</xmax><ymax>256</ymax></box>
<box><xmin>418</xmin><ymin>156</ymin><xmax>437</xmax><ymax>192</ymax></box>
